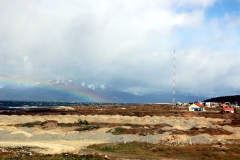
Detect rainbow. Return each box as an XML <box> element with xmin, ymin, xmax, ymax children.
<box><xmin>0</xmin><ymin>79</ymin><xmax>110</xmax><ymax>102</ymax></box>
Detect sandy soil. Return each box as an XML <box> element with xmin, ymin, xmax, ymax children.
<box><xmin>0</xmin><ymin>106</ymin><xmax>240</xmax><ymax>155</ymax></box>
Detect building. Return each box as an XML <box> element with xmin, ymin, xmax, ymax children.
<box><xmin>221</xmin><ymin>107</ymin><xmax>234</xmax><ymax>114</ymax></box>
<box><xmin>189</xmin><ymin>102</ymin><xmax>206</xmax><ymax>111</ymax></box>
<box><xmin>204</xmin><ymin>102</ymin><xmax>220</xmax><ymax>108</ymax></box>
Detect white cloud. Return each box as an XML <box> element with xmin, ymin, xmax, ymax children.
<box><xmin>0</xmin><ymin>0</ymin><xmax>240</xmax><ymax>96</ymax></box>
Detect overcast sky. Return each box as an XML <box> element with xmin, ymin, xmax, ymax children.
<box><xmin>0</xmin><ymin>0</ymin><xmax>240</xmax><ymax>96</ymax></box>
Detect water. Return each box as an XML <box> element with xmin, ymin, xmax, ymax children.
<box><xmin>0</xmin><ymin>100</ymin><xmax>125</xmax><ymax>110</ymax></box>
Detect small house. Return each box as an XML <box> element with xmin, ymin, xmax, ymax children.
<box><xmin>221</xmin><ymin>107</ymin><xmax>234</xmax><ymax>114</ymax></box>
<box><xmin>204</xmin><ymin>102</ymin><xmax>220</xmax><ymax>108</ymax></box>
<box><xmin>189</xmin><ymin>102</ymin><xmax>206</xmax><ymax>111</ymax></box>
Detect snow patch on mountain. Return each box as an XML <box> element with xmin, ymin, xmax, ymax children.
<box><xmin>81</xmin><ymin>82</ymin><xmax>85</xmax><ymax>87</ymax></box>
<box><xmin>88</xmin><ymin>84</ymin><xmax>95</xmax><ymax>90</ymax></box>
<box><xmin>100</xmin><ymin>85</ymin><xmax>105</xmax><ymax>89</ymax></box>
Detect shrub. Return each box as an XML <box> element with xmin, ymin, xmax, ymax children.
<box><xmin>21</xmin><ymin>121</ymin><xmax>41</xmax><ymax>128</ymax></box>
<box><xmin>58</xmin><ymin>123</ymin><xmax>76</xmax><ymax>127</ymax></box>
<box><xmin>111</xmin><ymin>127</ymin><xmax>125</xmax><ymax>135</ymax></box>
<box><xmin>75</xmin><ymin>125</ymin><xmax>100</xmax><ymax>131</ymax></box>
<box><xmin>78</xmin><ymin>119</ymin><xmax>89</xmax><ymax>125</ymax></box>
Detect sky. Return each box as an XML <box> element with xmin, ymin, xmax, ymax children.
<box><xmin>0</xmin><ymin>0</ymin><xmax>240</xmax><ymax>97</ymax></box>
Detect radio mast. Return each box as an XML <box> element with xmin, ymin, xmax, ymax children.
<box><xmin>173</xmin><ymin>49</ymin><xmax>176</xmax><ymax>104</ymax></box>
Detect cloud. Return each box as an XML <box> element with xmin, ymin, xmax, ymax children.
<box><xmin>0</xmin><ymin>0</ymin><xmax>240</xmax><ymax>96</ymax></box>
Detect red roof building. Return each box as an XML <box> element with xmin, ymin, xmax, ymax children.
<box><xmin>189</xmin><ymin>102</ymin><xmax>206</xmax><ymax>111</ymax></box>
<box><xmin>195</xmin><ymin>102</ymin><xmax>204</xmax><ymax>108</ymax></box>
<box><xmin>221</xmin><ymin>107</ymin><xmax>234</xmax><ymax>114</ymax></box>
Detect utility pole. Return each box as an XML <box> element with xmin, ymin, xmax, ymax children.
<box><xmin>173</xmin><ymin>49</ymin><xmax>176</xmax><ymax>105</ymax></box>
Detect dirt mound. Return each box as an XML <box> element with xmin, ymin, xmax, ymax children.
<box><xmin>158</xmin><ymin>135</ymin><xmax>189</xmax><ymax>145</ymax></box>
<box><xmin>40</xmin><ymin>120</ymin><xmax>58</xmax><ymax>129</ymax></box>
<box><xmin>172</xmin><ymin>127</ymin><xmax>233</xmax><ymax>136</ymax></box>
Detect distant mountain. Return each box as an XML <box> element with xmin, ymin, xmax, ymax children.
<box><xmin>0</xmin><ymin>80</ymin><xmax>208</xmax><ymax>103</ymax></box>
<box><xmin>204</xmin><ymin>95</ymin><xmax>240</xmax><ymax>104</ymax></box>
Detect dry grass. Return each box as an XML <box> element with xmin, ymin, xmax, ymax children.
<box><xmin>0</xmin><ymin>147</ymin><xmax>106</xmax><ymax>160</ymax></box>
<box><xmin>88</xmin><ymin>141</ymin><xmax>240</xmax><ymax>160</ymax></box>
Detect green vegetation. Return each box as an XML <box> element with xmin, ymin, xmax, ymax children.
<box><xmin>123</xmin><ymin>123</ymin><xmax>141</xmax><ymax>127</ymax></box>
<box><xmin>14</xmin><ymin>119</ymin><xmax>100</xmax><ymax>132</ymax></box>
<box><xmin>111</xmin><ymin>127</ymin><xmax>125</xmax><ymax>135</ymax></box>
<box><xmin>78</xmin><ymin>119</ymin><xmax>89</xmax><ymax>125</ymax></box>
<box><xmin>88</xmin><ymin>141</ymin><xmax>240</xmax><ymax>160</ymax></box>
<box><xmin>21</xmin><ymin>121</ymin><xmax>41</xmax><ymax>128</ymax></box>
<box><xmin>75</xmin><ymin>125</ymin><xmax>100</xmax><ymax>131</ymax></box>
<box><xmin>108</xmin><ymin>125</ymin><xmax>164</xmax><ymax>135</ymax></box>
<box><xmin>0</xmin><ymin>148</ymin><xmax>105</xmax><ymax>160</ymax></box>
<box><xmin>57</xmin><ymin>123</ymin><xmax>78</xmax><ymax>127</ymax></box>
<box><xmin>74</xmin><ymin>119</ymin><xmax>100</xmax><ymax>131</ymax></box>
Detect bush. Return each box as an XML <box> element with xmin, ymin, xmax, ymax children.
<box><xmin>75</xmin><ymin>125</ymin><xmax>100</xmax><ymax>131</ymax></box>
<box><xmin>21</xmin><ymin>121</ymin><xmax>41</xmax><ymax>128</ymax></box>
<box><xmin>111</xmin><ymin>127</ymin><xmax>125</xmax><ymax>135</ymax></box>
<box><xmin>78</xmin><ymin>119</ymin><xmax>89</xmax><ymax>125</ymax></box>
<box><xmin>58</xmin><ymin>123</ymin><xmax>76</xmax><ymax>127</ymax></box>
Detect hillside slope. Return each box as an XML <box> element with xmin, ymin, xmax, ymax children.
<box><xmin>204</xmin><ymin>95</ymin><xmax>240</xmax><ymax>104</ymax></box>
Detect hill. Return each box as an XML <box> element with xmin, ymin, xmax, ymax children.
<box><xmin>204</xmin><ymin>95</ymin><xmax>240</xmax><ymax>104</ymax></box>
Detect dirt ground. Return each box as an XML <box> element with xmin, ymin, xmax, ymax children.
<box><xmin>0</xmin><ymin>104</ymin><xmax>240</xmax><ymax>159</ymax></box>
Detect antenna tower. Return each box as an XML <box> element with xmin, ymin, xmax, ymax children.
<box><xmin>173</xmin><ymin>49</ymin><xmax>176</xmax><ymax>104</ymax></box>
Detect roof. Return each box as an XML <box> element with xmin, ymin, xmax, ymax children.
<box><xmin>222</xmin><ymin>104</ymin><xmax>228</xmax><ymax>107</ymax></box>
<box><xmin>195</xmin><ymin>102</ymin><xmax>204</xmax><ymax>108</ymax></box>
<box><xmin>222</xmin><ymin>108</ymin><xmax>234</xmax><ymax>111</ymax></box>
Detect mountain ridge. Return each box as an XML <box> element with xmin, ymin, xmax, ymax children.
<box><xmin>0</xmin><ymin>80</ymin><xmax>208</xmax><ymax>103</ymax></box>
